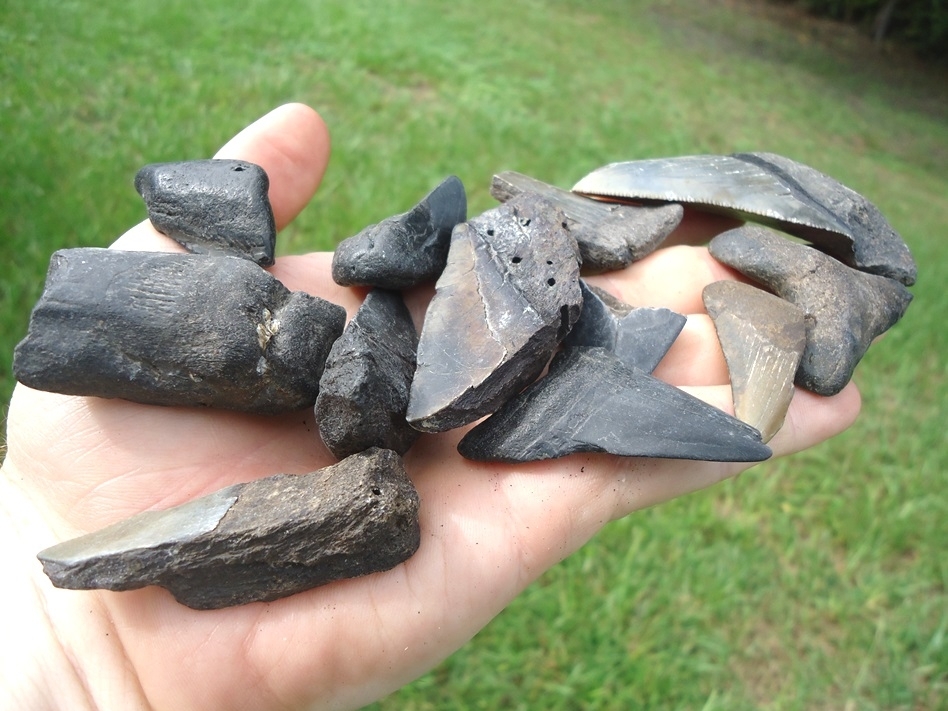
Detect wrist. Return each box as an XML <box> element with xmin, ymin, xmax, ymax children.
<box><xmin>0</xmin><ymin>467</ymin><xmax>149</xmax><ymax>711</ymax></box>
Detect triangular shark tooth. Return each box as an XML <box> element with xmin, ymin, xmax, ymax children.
<box><xmin>572</xmin><ymin>152</ymin><xmax>916</xmax><ymax>286</ymax></box>
<box><xmin>708</xmin><ymin>226</ymin><xmax>913</xmax><ymax>396</ymax></box>
<box><xmin>457</xmin><ymin>347</ymin><xmax>771</xmax><ymax>463</ymax></box>
<box><xmin>407</xmin><ymin>194</ymin><xmax>582</xmax><ymax>433</ymax></box>
<box><xmin>703</xmin><ymin>280</ymin><xmax>806</xmax><ymax>442</ymax></box>
<box><xmin>564</xmin><ymin>280</ymin><xmax>686</xmax><ymax>373</ymax></box>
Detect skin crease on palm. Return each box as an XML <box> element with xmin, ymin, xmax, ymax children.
<box><xmin>0</xmin><ymin>104</ymin><xmax>861</xmax><ymax>711</ymax></box>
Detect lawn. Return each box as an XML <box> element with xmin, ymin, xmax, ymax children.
<box><xmin>1</xmin><ymin>0</ymin><xmax>946</xmax><ymax>708</ymax></box>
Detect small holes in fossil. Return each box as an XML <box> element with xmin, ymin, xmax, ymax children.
<box><xmin>511</xmin><ymin>256</ymin><xmax>522</xmax><ymax>264</ymax></box>
<box><xmin>371</xmin><ymin>487</ymin><xmax>382</xmax><ymax>496</ymax></box>
<box><xmin>547</xmin><ymin>278</ymin><xmax>556</xmax><ymax>286</ymax></box>
<box><xmin>487</xmin><ymin>228</ymin><xmax>495</xmax><ymax>236</ymax></box>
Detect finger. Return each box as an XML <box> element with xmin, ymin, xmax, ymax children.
<box><xmin>97</xmin><ymin>383</ymin><xmax>863</xmax><ymax>711</ymax></box>
<box><xmin>586</xmin><ymin>245</ymin><xmax>745</xmax><ymax>312</ymax></box>
<box><xmin>768</xmin><ymin>382</ymin><xmax>861</xmax><ymax>458</ymax></box>
<box><xmin>214</xmin><ymin>103</ymin><xmax>330</xmax><ymax>231</ymax></box>
<box><xmin>652</xmin><ymin>314</ymin><xmax>728</xmax><ymax>385</ymax></box>
<box><xmin>111</xmin><ymin>103</ymin><xmax>330</xmax><ymax>251</ymax></box>
<box><xmin>662</xmin><ymin>208</ymin><xmax>743</xmax><ymax>247</ymax></box>
<box><xmin>267</xmin><ymin>253</ymin><xmax>366</xmax><ymax>319</ymax></box>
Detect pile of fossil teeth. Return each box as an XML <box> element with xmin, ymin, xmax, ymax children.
<box><xmin>18</xmin><ymin>151</ymin><xmax>914</xmax><ymax>608</ymax></box>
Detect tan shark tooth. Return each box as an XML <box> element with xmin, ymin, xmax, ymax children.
<box><xmin>702</xmin><ymin>280</ymin><xmax>806</xmax><ymax>442</ymax></box>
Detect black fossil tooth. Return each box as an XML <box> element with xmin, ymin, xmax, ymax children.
<box><xmin>457</xmin><ymin>347</ymin><xmax>772</xmax><ymax>463</ymax></box>
<box><xmin>316</xmin><ymin>289</ymin><xmax>420</xmax><ymax>459</ymax></box>
<box><xmin>708</xmin><ymin>226</ymin><xmax>913</xmax><ymax>397</ymax></box>
<box><xmin>572</xmin><ymin>152</ymin><xmax>917</xmax><ymax>286</ymax></box>
<box><xmin>37</xmin><ymin>448</ymin><xmax>421</xmax><ymax>610</ymax></box>
<box><xmin>407</xmin><ymin>193</ymin><xmax>583</xmax><ymax>433</ymax></box>
<box><xmin>564</xmin><ymin>280</ymin><xmax>686</xmax><ymax>373</ymax></box>
<box><xmin>332</xmin><ymin>176</ymin><xmax>467</xmax><ymax>289</ymax></box>
<box><xmin>491</xmin><ymin>171</ymin><xmax>682</xmax><ymax>273</ymax></box>
<box><xmin>702</xmin><ymin>280</ymin><xmax>806</xmax><ymax>442</ymax></box>
<box><xmin>13</xmin><ymin>248</ymin><xmax>345</xmax><ymax>414</ymax></box>
<box><xmin>135</xmin><ymin>159</ymin><xmax>277</xmax><ymax>266</ymax></box>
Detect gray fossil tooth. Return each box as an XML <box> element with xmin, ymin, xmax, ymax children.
<box><xmin>572</xmin><ymin>152</ymin><xmax>917</xmax><ymax>286</ymax></box>
<box><xmin>702</xmin><ymin>280</ymin><xmax>806</xmax><ymax>442</ymax></box>
<box><xmin>13</xmin><ymin>248</ymin><xmax>346</xmax><ymax>414</ymax></box>
<box><xmin>37</xmin><ymin>448</ymin><xmax>421</xmax><ymax>610</ymax></box>
<box><xmin>564</xmin><ymin>280</ymin><xmax>686</xmax><ymax>372</ymax></box>
<box><xmin>708</xmin><ymin>226</ymin><xmax>913</xmax><ymax>396</ymax></box>
<box><xmin>491</xmin><ymin>171</ymin><xmax>682</xmax><ymax>273</ymax></box>
<box><xmin>407</xmin><ymin>194</ymin><xmax>583</xmax><ymax>433</ymax></box>
<box><xmin>315</xmin><ymin>289</ymin><xmax>420</xmax><ymax>459</ymax></box>
<box><xmin>457</xmin><ymin>347</ymin><xmax>771</xmax><ymax>463</ymax></box>
<box><xmin>135</xmin><ymin>159</ymin><xmax>277</xmax><ymax>266</ymax></box>
<box><xmin>332</xmin><ymin>176</ymin><xmax>467</xmax><ymax>289</ymax></box>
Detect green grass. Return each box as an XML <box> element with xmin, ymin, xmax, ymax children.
<box><xmin>2</xmin><ymin>0</ymin><xmax>946</xmax><ymax>708</ymax></box>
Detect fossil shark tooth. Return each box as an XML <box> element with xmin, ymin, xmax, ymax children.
<box><xmin>457</xmin><ymin>347</ymin><xmax>771</xmax><ymax>463</ymax></box>
<box><xmin>135</xmin><ymin>159</ymin><xmax>277</xmax><ymax>266</ymax></box>
<box><xmin>563</xmin><ymin>280</ymin><xmax>686</xmax><ymax>372</ymax></box>
<box><xmin>13</xmin><ymin>248</ymin><xmax>345</xmax><ymax>414</ymax></box>
<box><xmin>490</xmin><ymin>171</ymin><xmax>682</xmax><ymax>273</ymax></box>
<box><xmin>315</xmin><ymin>289</ymin><xmax>420</xmax><ymax>459</ymax></box>
<box><xmin>572</xmin><ymin>152</ymin><xmax>917</xmax><ymax>286</ymax></box>
<box><xmin>702</xmin><ymin>280</ymin><xmax>806</xmax><ymax>442</ymax></box>
<box><xmin>407</xmin><ymin>193</ymin><xmax>583</xmax><ymax>433</ymax></box>
<box><xmin>708</xmin><ymin>226</ymin><xmax>913</xmax><ymax>397</ymax></box>
<box><xmin>332</xmin><ymin>176</ymin><xmax>467</xmax><ymax>289</ymax></box>
<box><xmin>37</xmin><ymin>448</ymin><xmax>421</xmax><ymax>610</ymax></box>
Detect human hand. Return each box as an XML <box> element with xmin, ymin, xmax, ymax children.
<box><xmin>0</xmin><ymin>103</ymin><xmax>861</xmax><ymax>711</ymax></box>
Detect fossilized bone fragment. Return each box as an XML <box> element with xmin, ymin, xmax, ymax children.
<box><xmin>135</xmin><ymin>159</ymin><xmax>277</xmax><ymax>266</ymax></box>
<box><xmin>13</xmin><ymin>248</ymin><xmax>345</xmax><ymax>413</ymax></box>
<box><xmin>332</xmin><ymin>176</ymin><xmax>467</xmax><ymax>289</ymax></box>
<box><xmin>316</xmin><ymin>289</ymin><xmax>420</xmax><ymax>459</ymax></box>
<box><xmin>38</xmin><ymin>449</ymin><xmax>421</xmax><ymax>610</ymax></box>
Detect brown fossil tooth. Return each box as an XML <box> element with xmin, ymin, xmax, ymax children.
<box><xmin>13</xmin><ymin>248</ymin><xmax>345</xmax><ymax>414</ymax></box>
<box><xmin>702</xmin><ymin>280</ymin><xmax>806</xmax><ymax>442</ymax></box>
<box><xmin>708</xmin><ymin>226</ymin><xmax>913</xmax><ymax>396</ymax></box>
<box><xmin>491</xmin><ymin>171</ymin><xmax>682</xmax><ymax>273</ymax></box>
<box><xmin>37</xmin><ymin>449</ymin><xmax>421</xmax><ymax>610</ymax></box>
<box><xmin>407</xmin><ymin>194</ymin><xmax>582</xmax><ymax>433</ymax></box>
<box><xmin>572</xmin><ymin>152</ymin><xmax>917</xmax><ymax>286</ymax></box>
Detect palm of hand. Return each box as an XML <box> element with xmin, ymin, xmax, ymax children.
<box><xmin>0</xmin><ymin>104</ymin><xmax>860</xmax><ymax>711</ymax></box>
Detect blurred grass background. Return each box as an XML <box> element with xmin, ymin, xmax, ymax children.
<box><xmin>2</xmin><ymin>0</ymin><xmax>946</xmax><ymax>708</ymax></box>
